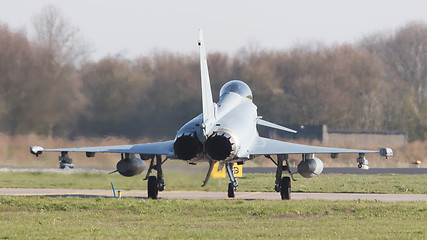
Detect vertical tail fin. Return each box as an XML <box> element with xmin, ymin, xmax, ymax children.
<box><xmin>198</xmin><ymin>29</ymin><xmax>215</xmax><ymax>135</ymax></box>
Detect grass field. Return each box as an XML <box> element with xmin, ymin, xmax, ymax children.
<box><xmin>0</xmin><ymin>171</ymin><xmax>426</xmax><ymax>194</ymax></box>
<box><xmin>1</xmin><ymin>171</ymin><xmax>426</xmax><ymax>239</ymax></box>
<box><xmin>0</xmin><ymin>196</ymin><xmax>426</xmax><ymax>239</ymax></box>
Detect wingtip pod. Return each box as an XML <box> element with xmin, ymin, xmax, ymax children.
<box><xmin>30</xmin><ymin>146</ymin><xmax>44</xmax><ymax>157</ymax></box>
<box><xmin>380</xmin><ymin>148</ymin><xmax>393</xmax><ymax>159</ymax></box>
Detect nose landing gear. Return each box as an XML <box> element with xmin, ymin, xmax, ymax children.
<box><xmin>226</xmin><ymin>162</ymin><xmax>238</xmax><ymax>198</ymax></box>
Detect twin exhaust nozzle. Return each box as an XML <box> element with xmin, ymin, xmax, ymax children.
<box><xmin>173</xmin><ymin>131</ymin><xmax>239</xmax><ymax>161</ymax></box>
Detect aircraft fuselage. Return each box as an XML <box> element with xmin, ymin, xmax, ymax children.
<box><xmin>173</xmin><ymin>81</ymin><xmax>258</xmax><ymax>163</ymax></box>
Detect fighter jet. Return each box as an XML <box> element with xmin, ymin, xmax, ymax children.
<box><xmin>30</xmin><ymin>30</ymin><xmax>393</xmax><ymax>200</ymax></box>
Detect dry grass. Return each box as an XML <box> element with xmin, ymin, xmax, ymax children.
<box><xmin>0</xmin><ymin>134</ymin><xmax>152</xmax><ymax>169</ymax></box>
<box><xmin>0</xmin><ymin>134</ymin><xmax>425</xmax><ymax>168</ymax></box>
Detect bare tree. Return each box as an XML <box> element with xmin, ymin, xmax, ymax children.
<box><xmin>0</xmin><ymin>24</ymin><xmax>82</xmax><ymax>136</ymax></box>
<box><xmin>360</xmin><ymin>21</ymin><xmax>427</xmax><ymax>140</ymax></box>
<box><xmin>32</xmin><ymin>4</ymin><xmax>91</xmax><ymax>66</ymax></box>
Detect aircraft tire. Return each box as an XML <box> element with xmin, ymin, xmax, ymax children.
<box><xmin>148</xmin><ymin>176</ymin><xmax>158</xmax><ymax>199</ymax></box>
<box><xmin>280</xmin><ymin>176</ymin><xmax>291</xmax><ymax>200</ymax></box>
<box><xmin>228</xmin><ymin>182</ymin><xmax>235</xmax><ymax>198</ymax></box>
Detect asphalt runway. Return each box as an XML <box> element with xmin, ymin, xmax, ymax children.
<box><xmin>1</xmin><ymin>167</ymin><xmax>425</xmax><ymax>201</ymax></box>
<box><xmin>1</xmin><ymin>188</ymin><xmax>426</xmax><ymax>201</ymax></box>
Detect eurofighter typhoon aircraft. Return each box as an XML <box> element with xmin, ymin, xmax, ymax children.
<box><xmin>31</xmin><ymin>30</ymin><xmax>393</xmax><ymax>199</ymax></box>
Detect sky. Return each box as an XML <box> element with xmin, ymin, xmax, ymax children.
<box><xmin>1</xmin><ymin>0</ymin><xmax>427</xmax><ymax>60</ymax></box>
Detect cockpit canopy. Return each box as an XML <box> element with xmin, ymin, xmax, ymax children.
<box><xmin>219</xmin><ymin>80</ymin><xmax>253</xmax><ymax>100</ymax></box>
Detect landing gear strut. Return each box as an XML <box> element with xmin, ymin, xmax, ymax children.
<box><xmin>59</xmin><ymin>152</ymin><xmax>74</xmax><ymax>169</ymax></box>
<box><xmin>266</xmin><ymin>154</ymin><xmax>294</xmax><ymax>200</ymax></box>
<box><xmin>226</xmin><ymin>162</ymin><xmax>238</xmax><ymax>198</ymax></box>
<box><xmin>144</xmin><ymin>155</ymin><xmax>167</xmax><ymax>199</ymax></box>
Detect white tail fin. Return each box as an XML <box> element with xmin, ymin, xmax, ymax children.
<box><xmin>198</xmin><ymin>29</ymin><xmax>215</xmax><ymax>137</ymax></box>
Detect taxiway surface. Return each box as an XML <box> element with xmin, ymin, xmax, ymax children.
<box><xmin>1</xmin><ymin>188</ymin><xmax>426</xmax><ymax>201</ymax></box>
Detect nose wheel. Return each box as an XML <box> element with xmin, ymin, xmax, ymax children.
<box><xmin>228</xmin><ymin>182</ymin><xmax>235</xmax><ymax>198</ymax></box>
<box><xmin>226</xmin><ymin>162</ymin><xmax>238</xmax><ymax>198</ymax></box>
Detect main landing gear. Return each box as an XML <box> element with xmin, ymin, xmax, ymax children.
<box><xmin>144</xmin><ymin>155</ymin><xmax>167</xmax><ymax>199</ymax></box>
<box><xmin>266</xmin><ymin>154</ymin><xmax>295</xmax><ymax>200</ymax></box>
<box><xmin>59</xmin><ymin>152</ymin><xmax>74</xmax><ymax>169</ymax></box>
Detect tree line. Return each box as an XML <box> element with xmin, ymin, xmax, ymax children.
<box><xmin>0</xmin><ymin>6</ymin><xmax>426</xmax><ymax>141</ymax></box>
